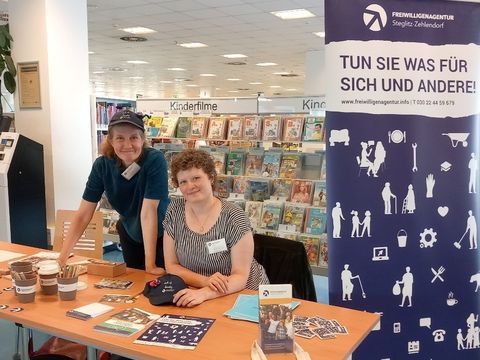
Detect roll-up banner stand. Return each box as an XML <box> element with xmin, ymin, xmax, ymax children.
<box><xmin>326</xmin><ymin>0</ymin><xmax>480</xmax><ymax>359</ymax></box>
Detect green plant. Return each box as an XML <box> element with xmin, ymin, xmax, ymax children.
<box><xmin>0</xmin><ymin>23</ymin><xmax>16</xmax><ymax>116</ymax></box>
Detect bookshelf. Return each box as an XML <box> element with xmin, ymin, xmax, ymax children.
<box><xmin>149</xmin><ymin>114</ymin><xmax>327</xmax><ymax>276</ymax></box>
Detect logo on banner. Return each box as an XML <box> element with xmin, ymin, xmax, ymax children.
<box><xmin>364</xmin><ymin>4</ymin><xmax>387</xmax><ymax>31</ymax></box>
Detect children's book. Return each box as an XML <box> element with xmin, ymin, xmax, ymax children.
<box><xmin>94</xmin><ymin>308</ymin><xmax>160</xmax><ymax>336</ymax></box>
<box><xmin>290</xmin><ymin>180</ymin><xmax>313</xmax><ymax>205</ymax></box>
<box><xmin>245</xmin><ymin>179</ymin><xmax>270</xmax><ymax>202</ymax></box>
<box><xmin>262</xmin><ymin>116</ymin><xmax>282</xmax><ymax>141</ymax></box>
<box><xmin>318</xmin><ymin>234</ymin><xmax>328</xmax><ymax>268</ymax></box>
<box><xmin>276</xmin><ymin>231</ymin><xmax>297</xmax><ymax>240</ymax></box>
<box><xmin>244</xmin><ymin>152</ymin><xmax>264</xmax><ymax>177</ymax></box>
<box><xmin>231</xmin><ymin>176</ymin><xmax>248</xmax><ymax>195</ymax></box>
<box><xmin>158</xmin><ymin>117</ymin><xmax>178</xmax><ymax>137</ymax></box>
<box><xmin>190</xmin><ymin>117</ymin><xmax>209</xmax><ymax>138</ymax></box>
<box><xmin>207</xmin><ymin>117</ymin><xmax>227</xmax><ymax>140</ymax></box>
<box><xmin>210</xmin><ymin>151</ymin><xmax>227</xmax><ymax>175</ymax></box>
<box><xmin>175</xmin><ymin>117</ymin><xmax>192</xmax><ymax>138</ymax></box>
<box><xmin>260</xmin><ymin>201</ymin><xmax>283</xmax><ymax>230</ymax></box>
<box><xmin>302</xmin><ymin>116</ymin><xmax>325</xmax><ymax>142</ymax></box>
<box><xmin>312</xmin><ymin>180</ymin><xmax>327</xmax><ymax>208</ymax></box>
<box><xmin>304</xmin><ymin>207</ymin><xmax>327</xmax><ymax>235</ymax></box>
<box><xmin>226</xmin><ymin>151</ymin><xmax>245</xmax><ymax>176</ymax></box>
<box><xmin>261</xmin><ymin>151</ymin><xmax>282</xmax><ymax>178</ymax></box>
<box><xmin>271</xmin><ymin>179</ymin><xmax>293</xmax><ymax>201</ymax></box>
<box><xmin>258</xmin><ymin>284</ymin><xmax>294</xmax><ymax>354</ymax></box>
<box><xmin>282</xmin><ymin>117</ymin><xmax>304</xmax><ymax>142</ymax></box>
<box><xmin>134</xmin><ymin>314</ymin><xmax>215</xmax><ymax>350</ymax></box>
<box><xmin>214</xmin><ymin>175</ymin><xmax>231</xmax><ymax>198</ymax></box>
<box><xmin>245</xmin><ymin>201</ymin><xmax>263</xmax><ymax>228</ymax></box>
<box><xmin>297</xmin><ymin>235</ymin><xmax>321</xmax><ymax>266</ymax></box>
<box><xmin>279</xmin><ymin>153</ymin><xmax>301</xmax><ymax>179</ymax></box>
<box><xmin>227</xmin><ymin>117</ymin><xmax>244</xmax><ymax>140</ymax></box>
<box><xmin>243</xmin><ymin>116</ymin><xmax>262</xmax><ymax>140</ymax></box>
<box><xmin>281</xmin><ymin>203</ymin><xmax>306</xmax><ymax>233</ymax></box>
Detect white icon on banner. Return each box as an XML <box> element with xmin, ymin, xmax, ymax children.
<box><xmin>372</xmin><ymin>247</ymin><xmax>389</xmax><ymax>261</ymax></box>
<box><xmin>350</xmin><ymin>210</ymin><xmax>372</xmax><ymax>237</ymax></box>
<box><xmin>329</xmin><ymin>129</ymin><xmax>350</xmax><ymax>146</ymax></box>
<box><xmin>363</xmin><ymin>4</ymin><xmax>387</xmax><ymax>32</ymax></box>
<box><xmin>382</xmin><ymin>182</ymin><xmax>397</xmax><ymax>215</ymax></box>
<box><xmin>419</xmin><ymin>228</ymin><xmax>437</xmax><ymax>248</ymax></box>
<box><xmin>393</xmin><ymin>322</ymin><xmax>401</xmax><ymax>333</ymax></box>
<box><xmin>457</xmin><ymin>313</ymin><xmax>480</xmax><ymax>350</ymax></box>
<box><xmin>426</xmin><ymin>174</ymin><xmax>435</xmax><ymax>198</ymax></box>
<box><xmin>468</xmin><ymin>153</ymin><xmax>478</xmax><ymax>194</ymax></box>
<box><xmin>332</xmin><ymin>202</ymin><xmax>345</xmax><ymax>238</ymax></box>
<box><xmin>419</xmin><ymin>317</ymin><xmax>431</xmax><ymax>329</ymax></box>
<box><xmin>454</xmin><ymin>210</ymin><xmax>477</xmax><ymax>250</ymax></box>
<box><xmin>388</xmin><ymin>129</ymin><xmax>406</xmax><ymax>143</ymax></box>
<box><xmin>408</xmin><ymin>340</ymin><xmax>420</xmax><ymax>354</ymax></box>
<box><xmin>395</xmin><ymin>266</ymin><xmax>414</xmax><ymax>307</ymax></box>
<box><xmin>470</xmin><ymin>273</ymin><xmax>480</xmax><ymax>292</ymax></box>
<box><xmin>397</xmin><ymin>229</ymin><xmax>408</xmax><ymax>247</ymax></box>
<box><xmin>412</xmin><ymin>143</ymin><xmax>418</xmax><ymax>172</ymax></box>
<box><xmin>447</xmin><ymin>292</ymin><xmax>459</xmax><ymax>306</ymax></box>
<box><xmin>431</xmin><ymin>266</ymin><xmax>445</xmax><ymax>283</ymax></box>
<box><xmin>441</xmin><ymin>161</ymin><xmax>452</xmax><ymax>172</ymax></box>
<box><xmin>356</xmin><ymin>140</ymin><xmax>386</xmax><ymax>177</ymax></box>
<box><xmin>432</xmin><ymin>329</ymin><xmax>446</xmax><ymax>342</ymax></box>
<box><xmin>341</xmin><ymin>264</ymin><xmax>366</xmax><ymax>301</ymax></box>
<box><xmin>442</xmin><ymin>132</ymin><xmax>469</xmax><ymax>148</ymax></box>
<box><xmin>401</xmin><ymin>184</ymin><xmax>416</xmax><ymax>214</ymax></box>
<box><xmin>437</xmin><ymin>206</ymin><xmax>448</xmax><ymax>217</ymax></box>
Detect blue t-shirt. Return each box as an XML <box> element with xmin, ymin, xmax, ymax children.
<box><xmin>82</xmin><ymin>147</ymin><xmax>170</xmax><ymax>243</ymax></box>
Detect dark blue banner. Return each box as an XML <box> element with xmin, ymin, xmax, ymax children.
<box><xmin>326</xmin><ymin>1</ymin><xmax>480</xmax><ymax>359</ymax></box>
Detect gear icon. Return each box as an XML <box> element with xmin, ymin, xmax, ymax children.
<box><xmin>419</xmin><ymin>228</ymin><xmax>437</xmax><ymax>248</ymax></box>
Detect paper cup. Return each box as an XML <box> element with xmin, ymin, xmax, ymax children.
<box><xmin>57</xmin><ymin>276</ymin><xmax>78</xmax><ymax>301</ymax></box>
<box><xmin>38</xmin><ymin>262</ymin><xmax>59</xmax><ymax>295</ymax></box>
<box><xmin>15</xmin><ymin>277</ymin><xmax>37</xmax><ymax>303</ymax></box>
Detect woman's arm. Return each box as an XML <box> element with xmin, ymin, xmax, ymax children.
<box><xmin>141</xmin><ymin>198</ymin><xmax>165</xmax><ymax>275</ymax></box>
<box><xmin>171</xmin><ymin>231</ymin><xmax>254</xmax><ymax>307</ymax></box>
<box><xmin>58</xmin><ymin>200</ymin><xmax>97</xmax><ymax>265</ymax></box>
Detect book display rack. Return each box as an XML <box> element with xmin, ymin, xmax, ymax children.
<box><xmin>149</xmin><ymin>114</ymin><xmax>327</xmax><ymax>275</ymax></box>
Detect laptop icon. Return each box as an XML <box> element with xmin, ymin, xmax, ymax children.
<box><xmin>372</xmin><ymin>246</ymin><xmax>389</xmax><ymax>261</ymax></box>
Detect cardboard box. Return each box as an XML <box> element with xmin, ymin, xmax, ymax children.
<box><xmin>87</xmin><ymin>262</ymin><xmax>126</xmax><ymax>277</ymax></box>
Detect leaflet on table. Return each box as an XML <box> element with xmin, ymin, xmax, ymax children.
<box><xmin>94</xmin><ymin>308</ymin><xmax>160</xmax><ymax>336</ymax></box>
<box><xmin>258</xmin><ymin>284</ymin><xmax>294</xmax><ymax>354</ymax></box>
<box><xmin>134</xmin><ymin>314</ymin><xmax>215</xmax><ymax>350</ymax></box>
<box><xmin>224</xmin><ymin>294</ymin><xmax>300</xmax><ymax>323</ymax></box>
<box><xmin>66</xmin><ymin>302</ymin><xmax>114</xmax><ymax>321</ymax></box>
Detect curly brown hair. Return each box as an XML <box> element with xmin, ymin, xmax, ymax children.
<box><xmin>170</xmin><ymin>149</ymin><xmax>217</xmax><ymax>188</ymax></box>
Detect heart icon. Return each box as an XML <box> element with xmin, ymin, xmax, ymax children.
<box><xmin>438</xmin><ymin>206</ymin><xmax>449</xmax><ymax>217</ymax></box>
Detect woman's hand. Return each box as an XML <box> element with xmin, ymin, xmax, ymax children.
<box><xmin>146</xmin><ymin>266</ymin><xmax>166</xmax><ymax>276</ymax></box>
<box><xmin>205</xmin><ymin>272</ymin><xmax>229</xmax><ymax>294</ymax></box>
<box><xmin>173</xmin><ymin>288</ymin><xmax>208</xmax><ymax>307</ymax></box>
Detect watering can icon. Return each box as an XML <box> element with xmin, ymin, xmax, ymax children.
<box><xmin>397</xmin><ymin>229</ymin><xmax>407</xmax><ymax>247</ymax></box>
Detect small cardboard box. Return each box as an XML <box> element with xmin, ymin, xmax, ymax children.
<box><xmin>87</xmin><ymin>262</ymin><xmax>126</xmax><ymax>277</ymax></box>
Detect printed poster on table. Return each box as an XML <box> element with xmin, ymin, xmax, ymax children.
<box><xmin>326</xmin><ymin>0</ymin><xmax>480</xmax><ymax>359</ymax></box>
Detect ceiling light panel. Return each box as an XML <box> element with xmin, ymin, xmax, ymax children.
<box><xmin>121</xmin><ymin>27</ymin><xmax>156</xmax><ymax>35</ymax></box>
<box><xmin>167</xmin><ymin>68</ymin><xmax>186</xmax><ymax>71</ymax></box>
<box><xmin>256</xmin><ymin>62</ymin><xmax>277</xmax><ymax>66</ymax></box>
<box><xmin>222</xmin><ymin>54</ymin><xmax>247</xmax><ymax>58</ymax></box>
<box><xmin>270</xmin><ymin>9</ymin><xmax>316</xmax><ymax>20</ymax></box>
<box><xmin>178</xmin><ymin>42</ymin><xmax>208</xmax><ymax>48</ymax></box>
<box><xmin>126</xmin><ymin>60</ymin><xmax>149</xmax><ymax>64</ymax></box>
<box><xmin>199</xmin><ymin>73</ymin><xmax>216</xmax><ymax>77</ymax></box>
<box><xmin>314</xmin><ymin>32</ymin><xmax>325</xmax><ymax>37</ymax></box>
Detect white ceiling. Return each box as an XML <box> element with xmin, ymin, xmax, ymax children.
<box><xmin>86</xmin><ymin>0</ymin><xmax>325</xmax><ymax>100</ymax></box>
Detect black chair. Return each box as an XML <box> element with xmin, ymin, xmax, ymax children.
<box><xmin>253</xmin><ymin>233</ymin><xmax>317</xmax><ymax>302</ymax></box>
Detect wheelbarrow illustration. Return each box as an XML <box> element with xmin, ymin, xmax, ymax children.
<box><xmin>442</xmin><ymin>133</ymin><xmax>469</xmax><ymax>147</ymax></box>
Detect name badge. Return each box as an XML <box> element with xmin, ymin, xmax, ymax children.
<box><xmin>122</xmin><ymin>162</ymin><xmax>141</xmax><ymax>180</ymax></box>
<box><xmin>206</xmin><ymin>238</ymin><xmax>228</xmax><ymax>254</ymax></box>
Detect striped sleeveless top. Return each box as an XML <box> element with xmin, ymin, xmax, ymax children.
<box><xmin>163</xmin><ymin>197</ymin><xmax>269</xmax><ymax>290</ymax></box>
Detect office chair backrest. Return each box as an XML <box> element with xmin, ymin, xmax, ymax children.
<box><xmin>53</xmin><ymin>209</ymin><xmax>103</xmax><ymax>259</ymax></box>
<box><xmin>253</xmin><ymin>233</ymin><xmax>317</xmax><ymax>302</ymax></box>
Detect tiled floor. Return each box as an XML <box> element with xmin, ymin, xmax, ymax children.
<box><xmin>0</xmin><ymin>246</ymin><xmax>329</xmax><ymax>359</ymax></box>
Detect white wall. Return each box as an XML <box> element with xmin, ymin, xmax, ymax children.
<box><xmin>9</xmin><ymin>0</ymin><xmax>92</xmax><ymax>228</ymax></box>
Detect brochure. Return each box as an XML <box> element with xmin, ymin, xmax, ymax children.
<box><xmin>134</xmin><ymin>314</ymin><xmax>215</xmax><ymax>350</ymax></box>
<box><xmin>66</xmin><ymin>302</ymin><xmax>114</xmax><ymax>321</ymax></box>
<box><xmin>94</xmin><ymin>308</ymin><xmax>160</xmax><ymax>337</ymax></box>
